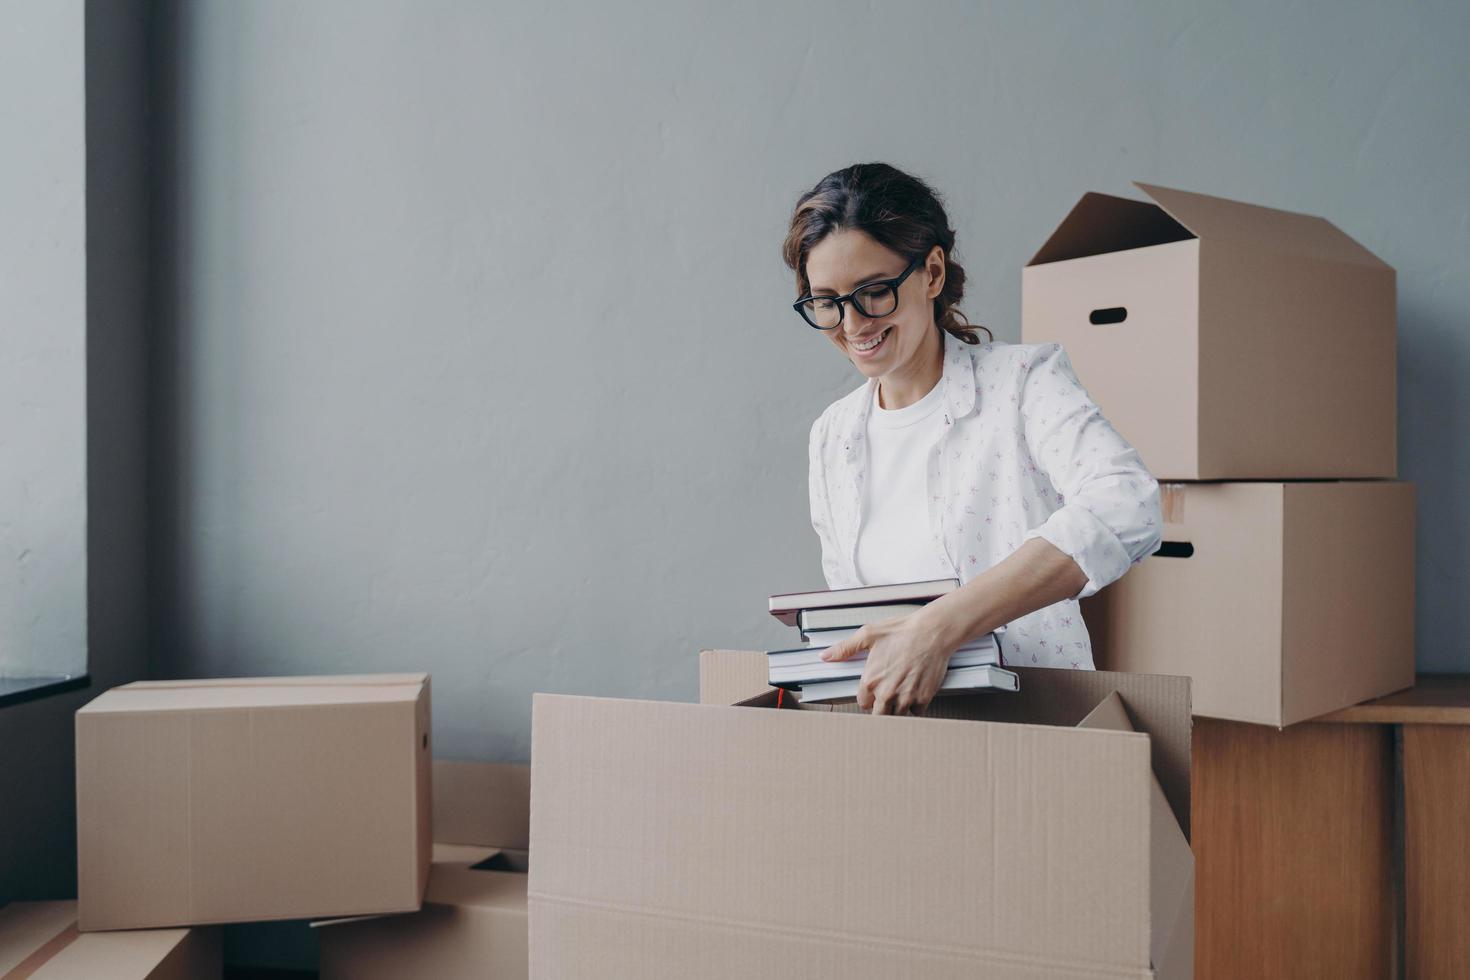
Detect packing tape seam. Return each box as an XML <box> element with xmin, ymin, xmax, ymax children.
<box><xmin>117</xmin><ymin>676</ymin><xmax>427</xmax><ymax>693</ymax></box>
<box><xmin>1</xmin><ymin>922</ymin><xmax>81</xmax><ymax>980</ymax></box>
<box><xmin>526</xmin><ymin>892</ymin><xmax>1150</xmax><ymax>978</ymax></box>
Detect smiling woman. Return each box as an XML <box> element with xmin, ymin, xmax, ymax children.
<box><xmin>781</xmin><ymin>162</ymin><xmax>1163</xmax><ymax>715</ymax></box>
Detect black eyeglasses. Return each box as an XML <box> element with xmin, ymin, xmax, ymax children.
<box><xmin>793</xmin><ymin>255</ymin><xmax>924</xmax><ymax>330</ymax></box>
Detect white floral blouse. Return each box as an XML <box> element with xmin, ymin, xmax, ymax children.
<box><xmin>807</xmin><ymin>328</ymin><xmax>1163</xmax><ymax>669</ymax></box>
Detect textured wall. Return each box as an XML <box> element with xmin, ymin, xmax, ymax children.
<box><xmin>150</xmin><ymin>0</ymin><xmax>1470</xmax><ymax>785</ymax></box>
<box><xmin>0</xmin><ymin>0</ymin><xmax>87</xmax><ymax>680</ymax></box>
<box><xmin>0</xmin><ymin>0</ymin><xmax>150</xmax><ymax>901</ymax></box>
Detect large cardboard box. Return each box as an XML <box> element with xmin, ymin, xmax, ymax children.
<box><xmin>0</xmin><ymin>901</ymin><xmax>220</xmax><ymax>979</ymax></box>
<box><xmin>315</xmin><ymin>760</ymin><xmax>529</xmax><ymax>980</ymax></box>
<box><xmin>75</xmin><ymin>674</ymin><xmax>431</xmax><ymax>931</ymax></box>
<box><xmin>1082</xmin><ymin>481</ymin><xmax>1415</xmax><ymax>727</ymax></box>
<box><xmin>531</xmin><ymin>664</ymin><xmax>1194</xmax><ymax>979</ymax></box>
<box><xmin>1021</xmin><ymin>181</ymin><xmax>1396</xmax><ymax>480</ymax></box>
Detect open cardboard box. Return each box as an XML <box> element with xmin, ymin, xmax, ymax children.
<box><xmin>314</xmin><ymin>760</ymin><xmax>530</xmax><ymax>980</ymax></box>
<box><xmin>75</xmin><ymin>674</ymin><xmax>432</xmax><ymax>932</ymax></box>
<box><xmin>1082</xmin><ymin>480</ymin><xmax>1415</xmax><ymax>727</ymax></box>
<box><xmin>0</xmin><ymin>901</ymin><xmax>220</xmax><ymax>979</ymax></box>
<box><xmin>530</xmin><ymin>657</ymin><xmax>1194</xmax><ymax>979</ymax></box>
<box><xmin>1021</xmin><ymin>181</ymin><xmax>1396</xmax><ymax>481</ymax></box>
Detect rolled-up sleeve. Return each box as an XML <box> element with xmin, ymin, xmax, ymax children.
<box><xmin>1018</xmin><ymin>343</ymin><xmax>1163</xmax><ymax>599</ymax></box>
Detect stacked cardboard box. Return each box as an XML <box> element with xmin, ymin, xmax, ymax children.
<box><xmin>525</xmin><ymin>651</ymin><xmax>1195</xmax><ymax>980</ymax></box>
<box><xmin>65</xmin><ymin>673</ymin><xmax>431</xmax><ymax>976</ymax></box>
<box><xmin>0</xmin><ymin>900</ymin><xmax>220</xmax><ymax>978</ymax></box>
<box><xmin>315</xmin><ymin>760</ymin><xmax>529</xmax><ymax>979</ymax></box>
<box><xmin>1022</xmin><ymin>181</ymin><xmax>1415</xmax><ymax>727</ymax></box>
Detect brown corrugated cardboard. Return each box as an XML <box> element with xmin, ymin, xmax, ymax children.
<box><xmin>433</xmin><ymin>759</ymin><xmax>531</xmax><ymax>849</ymax></box>
<box><xmin>0</xmin><ymin>901</ymin><xmax>220</xmax><ymax>979</ymax></box>
<box><xmin>1021</xmin><ymin>181</ymin><xmax>1396</xmax><ymax>480</ymax></box>
<box><xmin>531</xmin><ymin>665</ymin><xmax>1193</xmax><ymax>979</ymax></box>
<box><xmin>317</xmin><ymin>855</ymin><xmax>527</xmax><ymax>980</ymax></box>
<box><xmin>75</xmin><ymin>674</ymin><xmax>431</xmax><ymax>931</ymax></box>
<box><xmin>700</xmin><ymin>651</ymin><xmax>1193</xmax><ymax>835</ymax></box>
<box><xmin>1083</xmin><ymin>481</ymin><xmax>1415</xmax><ymax>727</ymax></box>
<box><xmin>698</xmin><ymin>647</ymin><xmax>771</xmax><ymax>707</ymax></box>
<box><xmin>1077</xmin><ymin>695</ymin><xmax>1194</xmax><ymax>979</ymax></box>
<box><xmin>316</xmin><ymin>761</ymin><xmax>530</xmax><ymax>980</ymax></box>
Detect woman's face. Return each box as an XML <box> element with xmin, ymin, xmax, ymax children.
<box><xmin>804</xmin><ymin>230</ymin><xmax>944</xmax><ymax>380</ymax></box>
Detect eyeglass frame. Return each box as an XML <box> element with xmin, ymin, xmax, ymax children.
<box><xmin>792</xmin><ymin>254</ymin><xmax>925</xmax><ymax>330</ymax></box>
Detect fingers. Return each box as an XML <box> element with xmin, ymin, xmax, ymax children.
<box><xmin>865</xmin><ymin>682</ymin><xmax>900</xmax><ymax>716</ymax></box>
<box><xmin>820</xmin><ymin>626</ymin><xmax>868</xmax><ymax>662</ymax></box>
<box><xmin>860</xmin><ymin>678</ymin><xmax>927</xmax><ymax>716</ymax></box>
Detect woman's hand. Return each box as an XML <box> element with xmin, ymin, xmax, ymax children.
<box><xmin>818</xmin><ymin>611</ymin><xmax>956</xmax><ymax>715</ymax></box>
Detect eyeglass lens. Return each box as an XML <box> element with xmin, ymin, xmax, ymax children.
<box><xmin>801</xmin><ymin>283</ymin><xmax>899</xmax><ymax>329</ymax></box>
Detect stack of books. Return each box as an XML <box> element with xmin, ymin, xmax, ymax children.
<box><xmin>766</xmin><ymin>578</ymin><xmax>1018</xmax><ymax>704</ymax></box>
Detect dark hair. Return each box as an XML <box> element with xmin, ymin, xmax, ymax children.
<box><xmin>781</xmin><ymin>162</ymin><xmax>992</xmax><ymax>345</ymax></box>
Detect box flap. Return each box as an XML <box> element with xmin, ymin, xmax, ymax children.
<box><xmin>531</xmin><ymin>693</ymin><xmax>1156</xmax><ymax>977</ymax></box>
<box><xmin>1026</xmin><ymin>190</ymin><xmax>1195</xmax><ymax>266</ymax></box>
<box><xmin>699</xmin><ymin>649</ymin><xmax>770</xmax><ymax>706</ymax></box>
<box><xmin>432</xmin><ymin>761</ymin><xmax>530</xmax><ymax>849</ymax></box>
<box><xmin>705</xmin><ymin>655</ymin><xmax>1192</xmax><ymax>837</ymax></box>
<box><xmin>79</xmin><ymin>674</ymin><xmax>428</xmax><ymax>714</ymax></box>
<box><xmin>1078</xmin><ymin>694</ymin><xmax>1195</xmax><ymax>980</ymax></box>
<box><xmin>1134</xmin><ymin>181</ymin><xmax>1389</xmax><ymax>269</ymax></box>
<box><xmin>916</xmin><ymin>666</ymin><xmax>1193</xmax><ymax>837</ymax></box>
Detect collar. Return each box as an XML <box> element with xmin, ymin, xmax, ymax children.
<box><xmin>842</xmin><ymin>328</ymin><xmax>978</xmax><ymax>449</ymax></box>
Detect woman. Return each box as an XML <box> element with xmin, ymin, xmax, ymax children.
<box><xmin>784</xmin><ymin>163</ymin><xmax>1163</xmax><ymax>716</ymax></box>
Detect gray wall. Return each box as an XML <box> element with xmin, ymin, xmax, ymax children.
<box><xmin>0</xmin><ymin>0</ymin><xmax>150</xmax><ymax>899</ymax></box>
<box><xmin>0</xmin><ymin>0</ymin><xmax>88</xmax><ymax>680</ymax></box>
<box><xmin>150</xmin><ymin>1</ymin><xmax>1470</xmax><ymax>774</ymax></box>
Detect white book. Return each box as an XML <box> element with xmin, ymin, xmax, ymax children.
<box><xmin>768</xmin><ymin>634</ymin><xmax>1000</xmax><ymax>672</ymax></box>
<box><xmin>770</xmin><ymin>647</ymin><xmax>999</xmax><ymax>685</ymax></box>
<box><xmin>802</xmin><ymin>622</ymin><xmax>1007</xmax><ymax>646</ymax></box>
<box><xmin>797</xmin><ymin>664</ymin><xmax>1020</xmax><ymax>705</ymax></box>
<box><xmin>802</xmin><ymin>627</ymin><xmax>861</xmax><ymax>647</ymax></box>
<box><xmin>796</xmin><ymin>603</ymin><xmax>928</xmax><ymax>632</ymax></box>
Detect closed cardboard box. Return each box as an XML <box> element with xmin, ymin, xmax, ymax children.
<box><xmin>75</xmin><ymin>674</ymin><xmax>431</xmax><ymax>931</ymax></box>
<box><xmin>1082</xmin><ymin>481</ymin><xmax>1415</xmax><ymax>727</ymax></box>
<box><xmin>0</xmin><ymin>901</ymin><xmax>220</xmax><ymax>979</ymax></box>
<box><xmin>316</xmin><ymin>761</ymin><xmax>529</xmax><ymax>980</ymax></box>
<box><xmin>531</xmin><ymin>665</ymin><xmax>1194</xmax><ymax>979</ymax></box>
<box><xmin>1022</xmin><ymin>181</ymin><xmax>1396</xmax><ymax>480</ymax></box>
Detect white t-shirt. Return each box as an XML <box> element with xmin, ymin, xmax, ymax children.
<box><xmin>853</xmin><ymin>377</ymin><xmax>956</xmax><ymax>586</ymax></box>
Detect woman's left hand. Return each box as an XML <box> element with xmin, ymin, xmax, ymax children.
<box><xmin>819</xmin><ymin>611</ymin><xmax>955</xmax><ymax>715</ymax></box>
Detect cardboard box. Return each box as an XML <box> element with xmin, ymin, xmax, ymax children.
<box><xmin>75</xmin><ymin>674</ymin><xmax>432</xmax><ymax>931</ymax></box>
<box><xmin>315</xmin><ymin>761</ymin><xmax>530</xmax><ymax>980</ymax></box>
<box><xmin>433</xmin><ymin>759</ymin><xmax>530</xmax><ymax>850</ymax></box>
<box><xmin>698</xmin><ymin>646</ymin><xmax>773</xmax><ymax>707</ymax></box>
<box><xmin>1021</xmin><ymin>181</ymin><xmax>1396</xmax><ymax>480</ymax></box>
<box><xmin>531</xmin><ymin>664</ymin><xmax>1194</xmax><ymax>979</ymax></box>
<box><xmin>1082</xmin><ymin>481</ymin><xmax>1415</xmax><ymax>727</ymax></box>
<box><xmin>0</xmin><ymin>901</ymin><xmax>220</xmax><ymax>979</ymax></box>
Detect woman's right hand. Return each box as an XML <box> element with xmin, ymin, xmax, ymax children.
<box><xmin>819</xmin><ymin>612</ymin><xmax>955</xmax><ymax>715</ymax></box>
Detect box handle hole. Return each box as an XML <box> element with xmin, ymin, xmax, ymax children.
<box><xmin>1089</xmin><ymin>306</ymin><xmax>1127</xmax><ymax>325</ymax></box>
<box><xmin>1156</xmin><ymin>541</ymin><xmax>1194</xmax><ymax>558</ymax></box>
